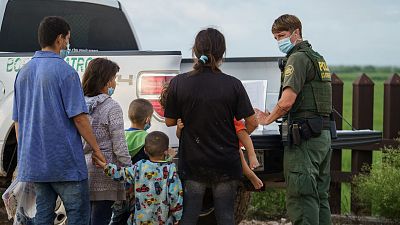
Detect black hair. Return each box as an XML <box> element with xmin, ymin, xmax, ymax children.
<box><xmin>145</xmin><ymin>131</ymin><xmax>169</xmax><ymax>157</ymax></box>
<box><xmin>38</xmin><ymin>16</ymin><xmax>71</xmax><ymax>48</ymax></box>
<box><xmin>192</xmin><ymin>27</ymin><xmax>226</xmax><ymax>74</ymax></box>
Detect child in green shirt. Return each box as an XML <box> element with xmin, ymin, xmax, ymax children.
<box><xmin>125</xmin><ymin>98</ymin><xmax>154</xmax><ymax>163</ymax></box>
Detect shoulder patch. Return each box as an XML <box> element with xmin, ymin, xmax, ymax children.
<box><xmin>284</xmin><ymin>65</ymin><xmax>294</xmax><ymax>76</ymax></box>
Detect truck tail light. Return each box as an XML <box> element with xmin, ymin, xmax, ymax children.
<box><xmin>137</xmin><ymin>72</ymin><xmax>177</xmax><ymax>120</ymax></box>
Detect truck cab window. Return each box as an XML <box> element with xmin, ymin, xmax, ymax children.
<box><xmin>0</xmin><ymin>0</ymin><xmax>138</xmax><ymax>52</ymax></box>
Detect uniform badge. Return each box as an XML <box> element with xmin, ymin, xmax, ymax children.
<box><xmin>284</xmin><ymin>65</ymin><xmax>294</xmax><ymax>76</ymax></box>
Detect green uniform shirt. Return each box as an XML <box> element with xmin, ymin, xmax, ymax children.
<box><xmin>282</xmin><ymin>45</ymin><xmax>315</xmax><ymax>94</ymax></box>
<box><xmin>281</xmin><ymin>41</ymin><xmax>332</xmax><ymax>118</ymax></box>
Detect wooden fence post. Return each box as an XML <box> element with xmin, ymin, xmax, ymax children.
<box><xmin>351</xmin><ymin>74</ymin><xmax>374</xmax><ymax>215</ymax></box>
<box><xmin>330</xmin><ymin>73</ymin><xmax>343</xmax><ymax>214</ymax></box>
<box><xmin>383</xmin><ymin>73</ymin><xmax>400</xmax><ymax>140</ymax></box>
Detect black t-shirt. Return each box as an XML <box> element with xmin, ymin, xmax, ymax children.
<box><xmin>164</xmin><ymin>68</ymin><xmax>254</xmax><ymax>181</ymax></box>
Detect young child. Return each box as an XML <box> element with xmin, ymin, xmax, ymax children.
<box><xmin>126</xmin><ymin>98</ymin><xmax>154</xmax><ymax>163</ymax></box>
<box><xmin>160</xmin><ymin>84</ymin><xmax>263</xmax><ymax>189</ymax></box>
<box><xmin>94</xmin><ymin>131</ymin><xmax>183</xmax><ymax>225</ymax></box>
<box><xmin>110</xmin><ymin>98</ymin><xmax>154</xmax><ymax>224</ymax></box>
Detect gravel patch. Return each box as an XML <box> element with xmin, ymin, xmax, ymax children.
<box><xmin>240</xmin><ymin>219</ymin><xmax>291</xmax><ymax>225</ymax></box>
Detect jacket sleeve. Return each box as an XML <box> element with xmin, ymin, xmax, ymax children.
<box><xmin>108</xmin><ymin>101</ymin><xmax>132</xmax><ymax>166</ymax></box>
<box><xmin>168</xmin><ymin>164</ymin><xmax>183</xmax><ymax>223</ymax></box>
<box><xmin>104</xmin><ymin>163</ymin><xmax>137</xmax><ymax>184</ymax></box>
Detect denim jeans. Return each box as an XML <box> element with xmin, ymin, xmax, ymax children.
<box><xmin>180</xmin><ymin>179</ymin><xmax>239</xmax><ymax>225</ymax></box>
<box><xmin>34</xmin><ymin>180</ymin><xmax>90</xmax><ymax>225</ymax></box>
<box><xmin>16</xmin><ymin>207</ymin><xmax>34</xmax><ymax>225</ymax></box>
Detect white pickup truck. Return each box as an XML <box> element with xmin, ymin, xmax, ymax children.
<box><xmin>0</xmin><ymin>0</ymin><xmax>382</xmax><ymax>224</ymax></box>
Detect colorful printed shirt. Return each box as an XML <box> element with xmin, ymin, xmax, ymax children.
<box><xmin>105</xmin><ymin>160</ymin><xmax>183</xmax><ymax>225</ymax></box>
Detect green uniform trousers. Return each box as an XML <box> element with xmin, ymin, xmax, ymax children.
<box><xmin>284</xmin><ymin>130</ymin><xmax>332</xmax><ymax>225</ymax></box>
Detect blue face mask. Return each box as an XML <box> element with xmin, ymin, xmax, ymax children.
<box><xmin>278</xmin><ymin>37</ymin><xmax>294</xmax><ymax>54</ymax></box>
<box><xmin>107</xmin><ymin>87</ymin><xmax>115</xmax><ymax>96</ymax></box>
<box><xmin>144</xmin><ymin>121</ymin><xmax>151</xmax><ymax>131</ymax></box>
<box><xmin>60</xmin><ymin>43</ymin><xmax>71</xmax><ymax>59</ymax></box>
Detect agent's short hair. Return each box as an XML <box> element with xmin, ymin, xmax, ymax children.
<box><xmin>145</xmin><ymin>131</ymin><xmax>169</xmax><ymax>157</ymax></box>
<box><xmin>38</xmin><ymin>16</ymin><xmax>70</xmax><ymax>48</ymax></box>
<box><xmin>128</xmin><ymin>98</ymin><xmax>154</xmax><ymax>124</ymax></box>
<box><xmin>271</xmin><ymin>14</ymin><xmax>302</xmax><ymax>37</ymax></box>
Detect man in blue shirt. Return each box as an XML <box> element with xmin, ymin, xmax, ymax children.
<box><xmin>12</xmin><ymin>16</ymin><xmax>105</xmax><ymax>225</ymax></box>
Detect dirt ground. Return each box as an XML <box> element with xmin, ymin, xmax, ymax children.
<box><xmin>0</xmin><ymin>201</ymin><xmax>11</xmax><ymax>225</ymax></box>
<box><xmin>0</xmin><ymin>200</ymin><xmax>285</xmax><ymax>225</ymax></box>
<box><xmin>0</xmin><ymin>185</ymin><xmax>282</xmax><ymax>225</ymax></box>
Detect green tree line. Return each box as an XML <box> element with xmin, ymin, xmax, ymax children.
<box><xmin>330</xmin><ymin>65</ymin><xmax>400</xmax><ymax>74</ymax></box>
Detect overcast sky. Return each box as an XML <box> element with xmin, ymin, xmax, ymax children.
<box><xmin>120</xmin><ymin>0</ymin><xmax>399</xmax><ymax>66</ymax></box>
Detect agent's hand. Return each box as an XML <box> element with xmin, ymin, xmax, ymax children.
<box><xmin>254</xmin><ymin>108</ymin><xmax>270</xmax><ymax>125</ymax></box>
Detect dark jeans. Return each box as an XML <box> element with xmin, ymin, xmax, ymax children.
<box><xmin>34</xmin><ymin>180</ymin><xmax>90</xmax><ymax>225</ymax></box>
<box><xmin>90</xmin><ymin>200</ymin><xmax>114</xmax><ymax>225</ymax></box>
<box><xmin>180</xmin><ymin>179</ymin><xmax>239</xmax><ymax>225</ymax></box>
<box><xmin>109</xmin><ymin>200</ymin><xmax>130</xmax><ymax>225</ymax></box>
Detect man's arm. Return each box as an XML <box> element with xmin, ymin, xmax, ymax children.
<box><xmin>256</xmin><ymin>87</ymin><xmax>297</xmax><ymax>125</ymax></box>
<box><xmin>72</xmin><ymin>113</ymin><xmax>106</xmax><ymax>163</ymax></box>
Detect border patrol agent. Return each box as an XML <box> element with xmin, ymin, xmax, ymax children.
<box><xmin>255</xmin><ymin>14</ymin><xmax>333</xmax><ymax>225</ymax></box>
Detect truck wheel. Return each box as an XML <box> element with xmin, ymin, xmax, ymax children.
<box><xmin>197</xmin><ymin>185</ymin><xmax>251</xmax><ymax>225</ymax></box>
